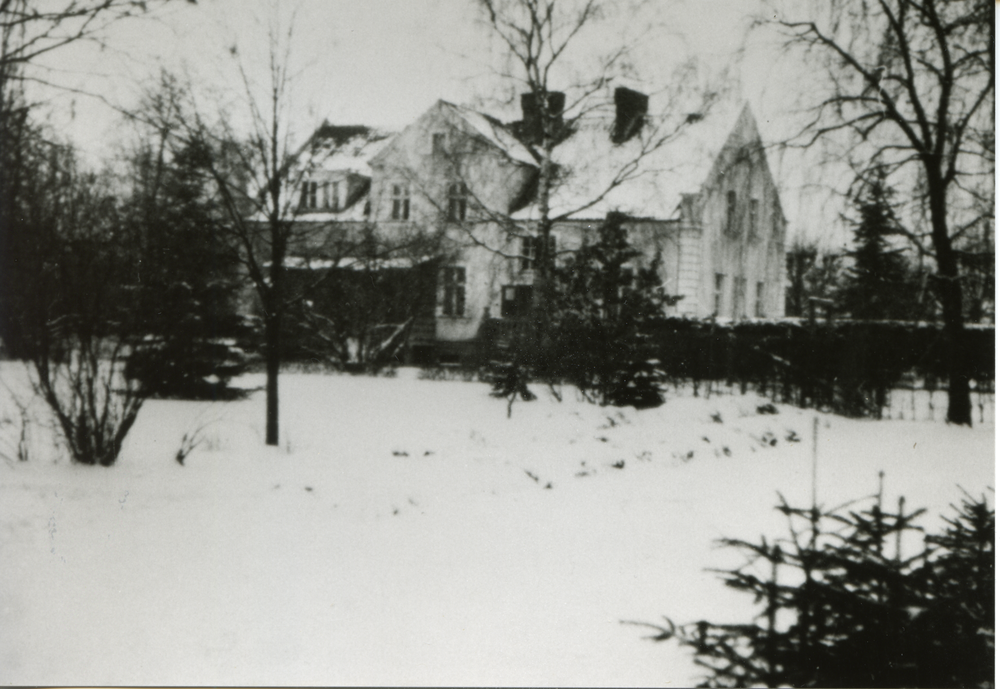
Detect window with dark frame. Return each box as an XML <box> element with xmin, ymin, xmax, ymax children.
<box><xmin>501</xmin><ymin>284</ymin><xmax>533</xmax><ymax>318</ymax></box>
<box><xmin>300</xmin><ymin>180</ymin><xmax>319</xmax><ymax>210</ymax></box>
<box><xmin>441</xmin><ymin>266</ymin><xmax>466</xmax><ymax>317</ymax></box>
<box><xmin>749</xmin><ymin>198</ymin><xmax>759</xmax><ymax>238</ymax></box>
<box><xmin>520</xmin><ymin>235</ymin><xmax>556</xmax><ymax>270</ymax></box>
<box><xmin>391</xmin><ymin>183</ymin><xmax>410</xmax><ymax>220</ymax></box>
<box><xmin>755</xmin><ymin>281</ymin><xmax>765</xmax><ymax>317</ymax></box>
<box><xmin>432</xmin><ymin>132</ymin><xmax>447</xmax><ymax>155</ymax></box>
<box><xmin>447</xmin><ymin>182</ymin><xmax>468</xmax><ymax>222</ymax></box>
<box><xmin>726</xmin><ymin>190</ymin><xmax>737</xmax><ymax>235</ymax></box>
<box><xmin>733</xmin><ymin>277</ymin><xmax>747</xmax><ymax>319</ymax></box>
<box><xmin>327</xmin><ymin>181</ymin><xmax>340</xmax><ymax>211</ymax></box>
<box><xmin>713</xmin><ymin>273</ymin><xmax>725</xmax><ymax>316</ymax></box>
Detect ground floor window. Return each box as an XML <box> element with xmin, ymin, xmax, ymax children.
<box><xmin>713</xmin><ymin>273</ymin><xmax>725</xmax><ymax>316</ymax></box>
<box><xmin>441</xmin><ymin>266</ymin><xmax>465</xmax><ymax>317</ymax></box>
<box><xmin>733</xmin><ymin>277</ymin><xmax>747</xmax><ymax>319</ymax></box>
<box><xmin>501</xmin><ymin>284</ymin><xmax>533</xmax><ymax>318</ymax></box>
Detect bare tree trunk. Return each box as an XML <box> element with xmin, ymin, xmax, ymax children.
<box><xmin>264</xmin><ymin>312</ymin><xmax>280</xmax><ymax>445</ymax></box>
<box><xmin>927</xmin><ymin>177</ymin><xmax>972</xmax><ymax>426</ymax></box>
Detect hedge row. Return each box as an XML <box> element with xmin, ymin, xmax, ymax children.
<box><xmin>648</xmin><ymin>318</ymin><xmax>994</xmax><ymax>417</ymax></box>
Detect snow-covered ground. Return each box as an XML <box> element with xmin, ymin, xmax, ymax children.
<box><xmin>0</xmin><ymin>364</ymin><xmax>993</xmax><ymax>686</ymax></box>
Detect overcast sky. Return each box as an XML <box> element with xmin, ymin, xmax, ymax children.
<box><xmin>27</xmin><ymin>0</ymin><xmax>840</xmax><ymax>245</ymax></box>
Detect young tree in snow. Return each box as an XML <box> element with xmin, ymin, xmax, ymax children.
<box><xmin>762</xmin><ymin>0</ymin><xmax>994</xmax><ymax>424</ymax></box>
<box><xmin>141</xmin><ymin>18</ymin><xmax>346</xmax><ymax>445</ymax></box>
<box><xmin>19</xmin><ymin>145</ymin><xmax>150</xmax><ymax>466</ymax></box>
<box><xmin>548</xmin><ymin>210</ymin><xmax>679</xmax><ymax>407</ymax></box>
<box><xmin>636</xmin><ymin>486</ymin><xmax>995</xmax><ymax>687</ymax></box>
<box><xmin>120</xmin><ymin>89</ymin><xmax>253</xmax><ymax>399</ymax></box>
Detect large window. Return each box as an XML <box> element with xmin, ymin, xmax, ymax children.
<box><xmin>520</xmin><ymin>234</ymin><xmax>556</xmax><ymax>270</ymax></box>
<box><xmin>733</xmin><ymin>277</ymin><xmax>747</xmax><ymax>319</ymax></box>
<box><xmin>441</xmin><ymin>266</ymin><xmax>466</xmax><ymax>317</ymax></box>
<box><xmin>726</xmin><ymin>190</ymin><xmax>737</xmax><ymax>235</ymax></box>
<box><xmin>391</xmin><ymin>183</ymin><xmax>410</xmax><ymax>221</ymax></box>
<box><xmin>447</xmin><ymin>182</ymin><xmax>468</xmax><ymax>222</ymax></box>
<box><xmin>501</xmin><ymin>284</ymin><xmax>533</xmax><ymax>318</ymax></box>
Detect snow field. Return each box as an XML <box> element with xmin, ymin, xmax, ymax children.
<box><xmin>0</xmin><ymin>365</ymin><xmax>993</xmax><ymax>686</ymax></box>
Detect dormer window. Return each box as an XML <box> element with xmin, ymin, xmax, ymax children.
<box><xmin>447</xmin><ymin>182</ymin><xmax>468</xmax><ymax>222</ymax></box>
<box><xmin>300</xmin><ymin>180</ymin><xmax>319</xmax><ymax>210</ymax></box>
<box><xmin>432</xmin><ymin>132</ymin><xmax>447</xmax><ymax>155</ymax></box>
<box><xmin>325</xmin><ymin>181</ymin><xmax>340</xmax><ymax>211</ymax></box>
<box><xmin>391</xmin><ymin>183</ymin><xmax>410</xmax><ymax>220</ymax></box>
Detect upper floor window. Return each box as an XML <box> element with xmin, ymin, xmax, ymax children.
<box><xmin>300</xmin><ymin>180</ymin><xmax>340</xmax><ymax>211</ymax></box>
<box><xmin>441</xmin><ymin>266</ymin><xmax>466</xmax><ymax>317</ymax></box>
<box><xmin>749</xmin><ymin>198</ymin><xmax>759</xmax><ymax>239</ymax></box>
<box><xmin>325</xmin><ymin>181</ymin><xmax>340</xmax><ymax>212</ymax></box>
<box><xmin>520</xmin><ymin>234</ymin><xmax>556</xmax><ymax>271</ymax></box>
<box><xmin>755</xmin><ymin>281</ymin><xmax>765</xmax><ymax>318</ymax></box>
<box><xmin>300</xmin><ymin>180</ymin><xmax>319</xmax><ymax>210</ymax></box>
<box><xmin>726</xmin><ymin>190</ymin><xmax>738</xmax><ymax>235</ymax></box>
<box><xmin>447</xmin><ymin>182</ymin><xmax>468</xmax><ymax>222</ymax></box>
<box><xmin>391</xmin><ymin>183</ymin><xmax>410</xmax><ymax>220</ymax></box>
<box><xmin>432</xmin><ymin>132</ymin><xmax>447</xmax><ymax>155</ymax></box>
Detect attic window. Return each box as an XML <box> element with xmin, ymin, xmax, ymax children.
<box><xmin>324</xmin><ymin>181</ymin><xmax>340</xmax><ymax>211</ymax></box>
<box><xmin>432</xmin><ymin>132</ymin><xmax>447</xmax><ymax>155</ymax></box>
<box><xmin>447</xmin><ymin>182</ymin><xmax>468</xmax><ymax>222</ymax></box>
<box><xmin>749</xmin><ymin>198</ymin><xmax>759</xmax><ymax>239</ymax></box>
<box><xmin>300</xmin><ymin>180</ymin><xmax>319</xmax><ymax>210</ymax></box>
<box><xmin>391</xmin><ymin>183</ymin><xmax>410</xmax><ymax>220</ymax></box>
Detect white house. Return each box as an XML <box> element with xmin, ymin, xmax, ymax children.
<box><xmin>278</xmin><ymin>87</ymin><xmax>788</xmax><ymax>365</ymax></box>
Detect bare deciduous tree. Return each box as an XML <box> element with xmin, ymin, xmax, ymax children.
<box><xmin>762</xmin><ymin>0</ymin><xmax>994</xmax><ymax>425</ymax></box>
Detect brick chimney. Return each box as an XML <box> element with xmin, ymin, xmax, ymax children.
<box><xmin>611</xmin><ymin>87</ymin><xmax>648</xmax><ymax>144</ymax></box>
<box><xmin>520</xmin><ymin>90</ymin><xmax>565</xmax><ymax>144</ymax></box>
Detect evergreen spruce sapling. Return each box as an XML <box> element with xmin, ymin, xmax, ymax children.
<box><xmin>549</xmin><ymin>211</ymin><xmax>678</xmax><ymax>408</ymax></box>
<box><xmin>633</xmin><ymin>482</ymin><xmax>995</xmax><ymax>687</ymax></box>
<box><xmin>841</xmin><ymin>171</ymin><xmax>925</xmax><ymax>322</ymax></box>
<box><xmin>125</xmin><ymin>140</ymin><xmax>253</xmax><ymax>400</ymax></box>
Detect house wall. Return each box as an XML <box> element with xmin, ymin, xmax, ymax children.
<box><xmin>368</xmin><ymin>102</ymin><xmax>537</xmax><ymax>348</ymax></box>
<box><xmin>687</xmin><ymin>109</ymin><xmax>786</xmax><ymax>319</ymax></box>
<box><xmin>360</xmin><ymin>99</ymin><xmax>788</xmax><ymax>363</ymax></box>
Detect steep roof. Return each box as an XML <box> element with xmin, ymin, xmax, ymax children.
<box><xmin>439</xmin><ymin>101</ymin><xmax>539</xmax><ymax>167</ymax></box>
<box><xmin>512</xmin><ymin>100</ymin><xmax>753</xmax><ymax>221</ymax></box>
<box><xmin>306</xmin><ymin>123</ymin><xmax>395</xmax><ymax>177</ymax></box>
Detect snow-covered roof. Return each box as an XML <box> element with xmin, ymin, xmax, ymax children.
<box><xmin>440</xmin><ymin>101</ymin><xmax>539</xmax><ymax>167</ymax></box>
<box><xmin>303</xmin><ymin>124</ymin><xmax>395</xmax><ymax>177</ymax></box>
<box><xmin>512</xmin><ymin>100</ymin><xmax>752</xmax><ymax>222</ymax></box>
